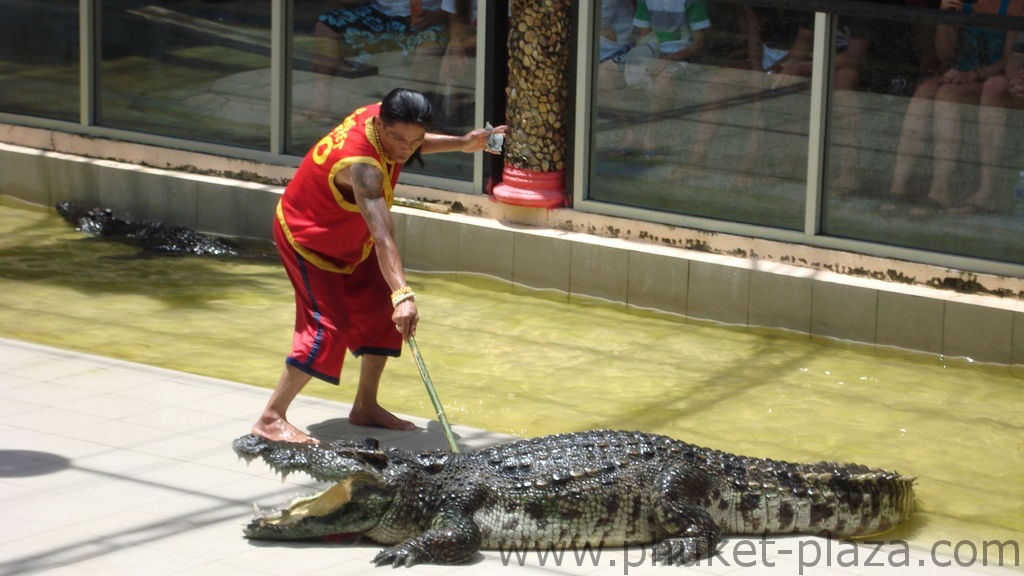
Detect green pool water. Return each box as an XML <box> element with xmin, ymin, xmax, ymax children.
<box><xmin>1</xmin><ymin>197</ymin><xmax>1022</xmax><ymax>563</ymax></box>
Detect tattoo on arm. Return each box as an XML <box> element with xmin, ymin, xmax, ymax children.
<box><xmin>350</xmin><ymin>163</ymin><xmax>385</xmax><ymax>200</ymax></box>
<box><xmin>349</xmin><ymin>162</ymin><xmax>394</xmax><ymax>244</ymax></box>
<box><xmin>348</xmin><ymin>163</ymin><xmax>404</xmax><ymax>290</ymax></box>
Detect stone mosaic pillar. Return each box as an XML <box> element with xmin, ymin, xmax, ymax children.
<box><xmin>492</xmin><ymin>0</ymin><xmax>571</xmax><ymax>208</ymax></box>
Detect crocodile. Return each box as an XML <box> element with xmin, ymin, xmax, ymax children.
<box><xmin>232</xmin><ymin>430</ymin><xmax>915</xmax><ymax>567</ymax></box>
<box><xmin>56</xmin><ymin>200</ymin><xmax>240</xmax><ymax>257</ymax></box>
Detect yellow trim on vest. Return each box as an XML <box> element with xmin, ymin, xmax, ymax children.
<box><xmin>324</xmin><ymin>113</ymin><xmax>395</xmax><ymax>211</ymax></box>
<box><xmin>276</xmin><ymin>200</ymin><xmax>373</xmax><ymax>275</ymax></box>
<box><xmin>327</xmin><ymin>156</ymin><xmax>386</xmax><ymax>213</ymax></box>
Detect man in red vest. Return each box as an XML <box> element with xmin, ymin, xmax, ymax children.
<box><xmin>254</xmin><ymin>88</ymin><xmax>504</xmax><ymax>444</ymax></box>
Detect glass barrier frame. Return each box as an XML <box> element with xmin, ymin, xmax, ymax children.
<box><xmin>574</xmin><ymin>0</ymin><xmax>1024</xmax><ymax>276</ymax></box>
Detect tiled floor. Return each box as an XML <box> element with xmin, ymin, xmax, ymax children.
<box><xmin>1</xmin><ymin>337</ymin><xmax>1019</xmax><ymax>576</ymax></box>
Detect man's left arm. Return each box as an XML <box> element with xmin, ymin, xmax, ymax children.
<box><xmin>420</xmin><ymin>125</ymin><xmax>507</xmax><ymax>155</ymax></box>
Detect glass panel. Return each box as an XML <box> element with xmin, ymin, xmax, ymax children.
<box><xmin>289</xmin><ymin>0</ymin><xmax>475</xmax><ymax>182</ymax></box>
<box><xmin>589</xmin><ymin>0</ymin><xmax>813</xmax><ymax>230</ymax></box>
<box><xmin>0</xmin><ymin>0</ymin><xmax>79</xmax><ymax>121</ymax></box>
<box><xmin>823</xmin><ymin>1</ymin><xmax>1024</xmax><ymax>264</ymax></box>
<box><xmin>97</xmin><ymin>1</ymin><xmax>271</xmax><ymax>149</ymax></box>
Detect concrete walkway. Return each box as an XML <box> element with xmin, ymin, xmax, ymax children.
<box><xmin>1</xmin><ymin>337</ymin><xmax>1019</xmax><ymax>575</ymax></box>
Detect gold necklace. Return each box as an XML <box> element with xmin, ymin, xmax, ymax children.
<box><xmin>371</xmin><ymin>118</ymin><xmax>394</xmax><ymax>165</ymax></box>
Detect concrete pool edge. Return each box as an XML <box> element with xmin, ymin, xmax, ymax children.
<box><xmin>1</xmin><ymin>138</ymin><xmax>1023</xmax><ymax>366</ymax></box>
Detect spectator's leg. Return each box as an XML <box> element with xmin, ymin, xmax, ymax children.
<box><xmin>960</xmin><ymin>75</ymin><xmax>1011</xmax><ymax>212</ymax></box>
<box><xmin>927</xmin><ymin>81</ymin><xmax>982</xmax><ymax>209</ymax></box>
<box><xmin>886</xmin><ymin>77</ymin><xmax>940</xmax><ymax>203</ymax></box>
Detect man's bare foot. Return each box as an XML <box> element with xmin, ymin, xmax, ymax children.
<box><xmin>349</xmin><ymin>405</ymin><xmax>417</xmax><ymax>431</ymax></box>
<box><xmin>252</xmin><ymin>417</ymin><xmax>319</xmax><ymax>444</ymax></box>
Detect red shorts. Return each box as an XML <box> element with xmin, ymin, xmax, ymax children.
<box><xmin>274</xmin><ymin>218</ymin><xmax>401</xmax><ymax>384</ymax></box>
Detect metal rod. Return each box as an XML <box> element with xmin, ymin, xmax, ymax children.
<box><xmin>407</xmin><ymin>335</ymin><xmax>460</xmax><ymax>453</ymax></box>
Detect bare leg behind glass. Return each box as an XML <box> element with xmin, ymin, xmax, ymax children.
<box><xmin>349</xmin><ymin>353</ymin><xmax>416</xmax><ymax>430</ymax></box>
<box><xmin>686</xmin><ymin>68</ymin><xmax>733</xmax><ymax>170</ymax></box>
<box><xmin>926</xmin><ymin>98</ymin><xmax>961</xmax><ymax>208</ymax></box>
<box><xmin>962</xmin><ymin>75</ymin><xmax>1010</xmax><ymax>211</ymax></box>
<box><xmin>252</xmin><ymin>363</ymin><xmax>317</xmax><ymax>444</ymax></box>
<box><xmin>927</xmin><ymin>82</ymin><xmax>982</xmax><ymax>209</ymax></box>
<box><xmin>887</xmin><ymin>77</ymin><xmax>941</xmax><ymax>203</ymax></box>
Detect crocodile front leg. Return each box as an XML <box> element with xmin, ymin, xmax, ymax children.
<box><xmin>372</xmin><ymin>509</ymin><xmax>482</xmax><ymax>567</ymax></box>
<box><xmin>651</xmin><ymin>464</ymin><xmax>722</xmax><ymax>565</ymax></box>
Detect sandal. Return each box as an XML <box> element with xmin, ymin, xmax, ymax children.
<box><xmin>949</xmin><ymin>202</ymin><xmax>1001</xmax><ymax>216</ymax></box>
<box><xmin>907</xmin><ymin>195</ymin><xmax>949</xmax><ymax>217</ymax></box>
<box><xmin>878</xmin><ymin>200</ymin><xmax>908</xmax><ymax>214</ymax></box>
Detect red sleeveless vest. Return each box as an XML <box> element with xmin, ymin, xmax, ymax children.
<box><xmin>276</xmin><ymin>103</ymin><xmax>401</xmax><ymax>274</ymax></box>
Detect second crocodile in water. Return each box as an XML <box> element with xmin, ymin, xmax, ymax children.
<box><xmin>233</xmin><ymin>430</ymin><xmax>915</xmax><ymax>567</ymax></box>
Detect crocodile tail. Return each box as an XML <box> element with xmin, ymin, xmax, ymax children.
<box><xmin>791</xmin><ymin>462</ymin><xmax>916</xmax><ymax>538</ymax></box>
<box><xmin>717</xmin><ymin>458</ymin><xmax>916</xmax><ymax>538</ymax></box>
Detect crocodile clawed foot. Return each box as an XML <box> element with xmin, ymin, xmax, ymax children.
<box><xmin>652</xmin><ymin>536</ymin><xmax>712</xmax><ymax>566</ymax></box>
<box><xmin>372</xmin><ymin>542</ymin><xmax>426</xmax><ymax>568</ymax></box>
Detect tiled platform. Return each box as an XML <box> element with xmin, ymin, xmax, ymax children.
<box><xmin>1</xmin><ymin>338</ymin><xmax>1019</xmax><ymax>575</ymax></box>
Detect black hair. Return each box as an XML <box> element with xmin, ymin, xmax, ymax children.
<box><xmin>380</xmin><ymin>88</ymin><xmax>432</xmax><ymax>166</ymax></box>
<box><xmin>380</xmin><ymin>88</ymin><xmax>433</xmax><ymax>129</ymax></box>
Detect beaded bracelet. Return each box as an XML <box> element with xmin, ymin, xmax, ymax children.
<box><xmin>391</xmin><ymin>286</ymin><xmax>415</xmax><ymax>307</ymax></box>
